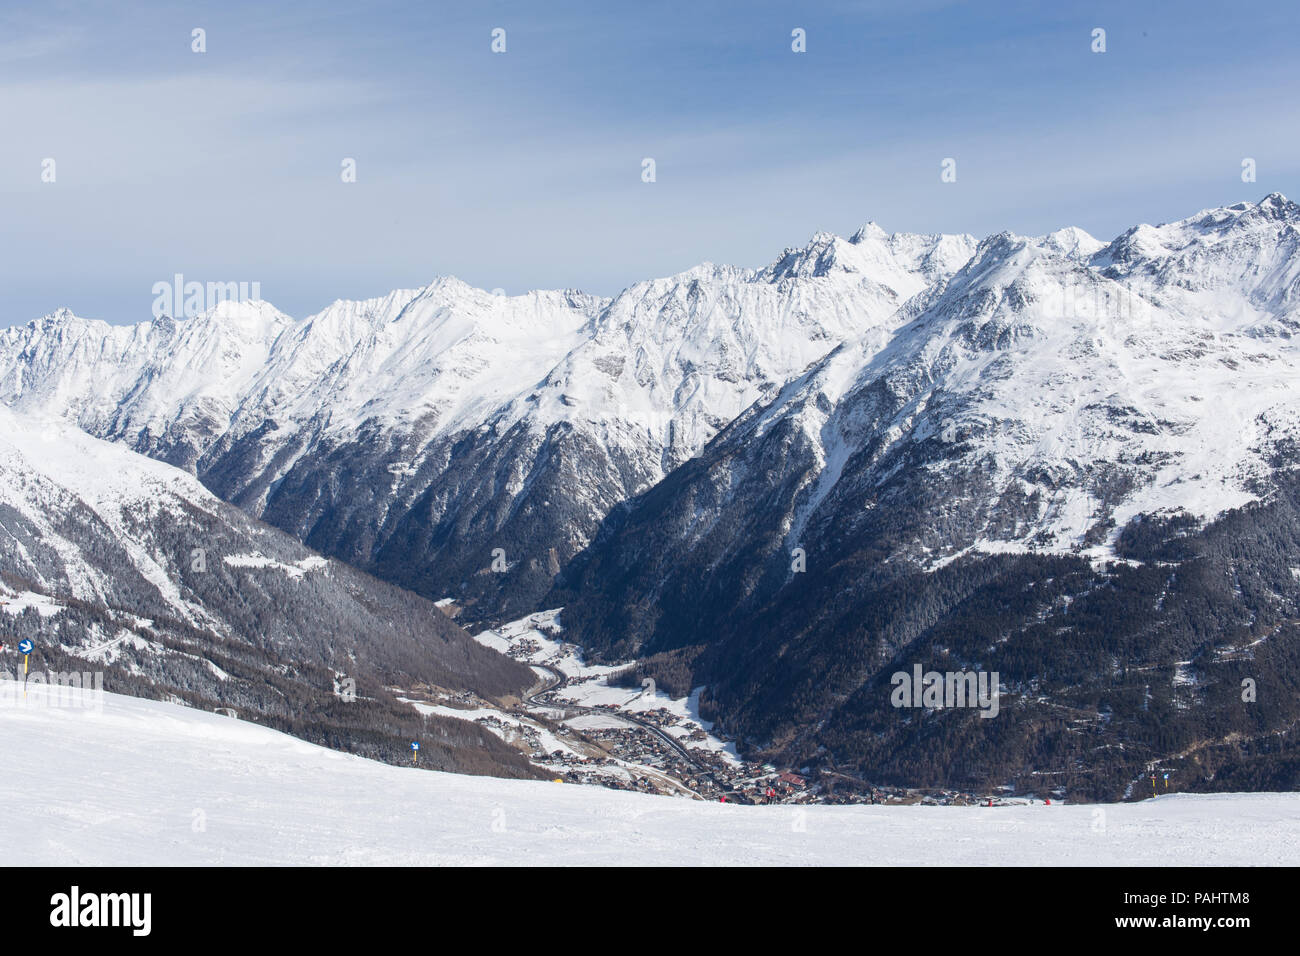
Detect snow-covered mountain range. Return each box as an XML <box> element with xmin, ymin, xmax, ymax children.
<box><xmin>0</xmin><ymin>227</ymin><xmax>976</xmax><ymax>618</ymax></box>
<box><xmin>6</xmin><ymin>194</ymin><xmax>1300</xmax><ymax>798</ymax></box>
<box><xmin>561</xmin><ymin>194</ymin><xmax>1300</xmax><ymax>609</ymax></box>
<box><xmin>551</xmin><ymin>194</ymin><xmax>1300</xmax><ymax>798</ymax></box>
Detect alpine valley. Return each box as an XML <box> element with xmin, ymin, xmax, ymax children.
<box><xmin>5</xmin><ymin>194</ymin><xmax>1300</xmax><ymax>800</ymax></box>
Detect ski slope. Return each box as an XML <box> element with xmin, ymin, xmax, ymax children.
<box><xmin>2</xmin><ymin>682</ymin><xmax>1295</xmax><ymax>866</ymax></box>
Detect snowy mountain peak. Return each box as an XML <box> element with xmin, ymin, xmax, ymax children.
<box><xmin>1040</xmin><ymin>225</ymin><xmax>1104</xmax><ymax>257</ymax></box>
<box><xmin>849</xmin><ymin>221</ymin><xmax>888</xmax><ymax>243</ymax></box>
<box><xmin>309</xmin><ymin>288</ymin><xmax>426</xmax><ymax>329</ymax></box>
<box><xmin>196</xmin><ymin>298</ymin><xmax>295</xmax><ymax>343</ymax></box>
<box><xmin>1234</xmin><ymin>192</ymin><xmax>1296</xmax><ymax>224</ymax></box>
<box><xmin>1112</xmin><ymin>193</ymin><xmax>1299</xmax><ymax>247</ymax></box>
<box><xmin>760</xmin><ymin>226</ymin><xmax>977</xmax><ymax>294</ymax></box>
<box><xmin>24</xmin><ymin>307</ymin><xmax>98</xmax><ymax>333</ymax></box>
<box><xmin>1090</xmin><ymin>194</ymin><xmax>1300</xmax><ymax>313</ymax></box>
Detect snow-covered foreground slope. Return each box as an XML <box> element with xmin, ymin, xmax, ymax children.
<box><xmin>3</xmin><ymin>682</ymin><xmax>1295</xmax><ymax>866</ymax></box>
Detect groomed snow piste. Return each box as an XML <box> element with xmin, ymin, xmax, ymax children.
<box><xmin>2</xmin><ymin>682</ymin><xmax>1295</xmax><ymax>866</ymax></box>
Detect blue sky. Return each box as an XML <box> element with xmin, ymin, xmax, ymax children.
<box><xmin>2</xmin><ymin>0</ymin><xmax>1297</xmax><ymax>325</ymax></box>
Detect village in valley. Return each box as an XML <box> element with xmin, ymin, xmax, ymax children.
<box><xmin>402</xmin><ymin>609</ymin><xmax>1024</xmax><ymax>807</ymax></box>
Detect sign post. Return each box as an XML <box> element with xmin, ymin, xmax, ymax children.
<box><xmin>410</xmin><ymin>741</ymin><xmax>420</xmax><ymax>765</ymax></box>
<box><xmin>17</xmin><ymin>639</ymin><xmax>33</xmax><ymax>698</ymax></box>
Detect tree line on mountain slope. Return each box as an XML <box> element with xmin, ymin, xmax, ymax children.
<box><xmin>1</xmin><ymin>600</ymin><xmax>544</xmax><ymax>779</ymax></box>
<box><xmin>0</xmin><ymin>485</ymin><xmax>543</xmax><ymax>778</ymax></box>
<box><xmin>554</xmin><ymin>467</ymin><xmax>1300</xmax><ymax>800</ymax></box>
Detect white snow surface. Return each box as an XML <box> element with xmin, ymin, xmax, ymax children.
<box><xmin>0</xmin><ymin>590</ymin><xmax>65</xmax><ymax>618</ymax></box>
<box><xmin>222</xmin><ymin>553</ymin><xmax>329</xmax><ymax>579</ymax></box>
<box><xmin>2</xmin><ymin>682</ymin><xmax>1295</xmax><ymax>866</ymax></box>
